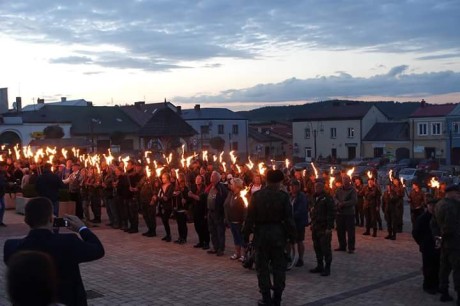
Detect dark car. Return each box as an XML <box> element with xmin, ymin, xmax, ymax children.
<box><xmin>416</xmin><ymin>159</ymin><xmax>439</xmax><ymax>171</ymax></box>
<box><xmin>367</xmin><ymin>157</ymin><xmax>389</xmax><ymax>169</ymax></box>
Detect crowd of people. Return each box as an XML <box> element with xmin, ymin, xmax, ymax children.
<box><xmin>0</xmin><ymin>149</ymin><xmax>459</xmax><ymax>306</ymax></box>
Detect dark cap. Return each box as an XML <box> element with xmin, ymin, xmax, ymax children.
<box><xmin>290</xmin><ymin>179</ymin><xmax>301</xmax><ymax>187</ymax></box>
<box><xmin>266</xmin><ymin>169</ymin><xmax>284</xmax><ymax>183</ymax></box>
<box><xmin>445</xmin><ymin>184</ymin><xmax>460</xmax><ymax>193</ymax></box>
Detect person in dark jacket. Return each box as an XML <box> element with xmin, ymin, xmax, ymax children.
<box><xmin>35</xmin><ymin>163</ymin><xmax>65</xmax><ymax>216</ymax></box>
<box><xmin>310</xmin><ymin>180</ymin><xmax>336</xmax><ymax>276</ymax></box>
<box><xmin>289</xmin><ymin>179</ymin><xmax>308</xmax><ymax>266</ymax></box>
<box><xmin>188</xmin><ymin>175</ymin><xmax>210</xmax><ymax>249</ymax></box>
<box><xmin>362</xmin><ymin>178</ymin><xmax>382</xmax><ymax>237</ymax></box>
<box><xmin>206</xmin><ymin>171</ymin><xmax>228</xmax><ymax>256</ymax></box>
<box><xmin>334</xmin><ymin>176</ymin><xmax>357</xmax><ymax>252</ymax></box>
<box><xmin>243</xmin><ymin>169</ymin><xmax>296</xmax><ymax>306</ymax></box>
<box><xmin>0</xmin><ymin>167</ymin><xmax>7</xmax><ymax>226</ymax></box>
<box><xmin>431</xmin><ymin>184</ymin><xmax>460</xmax><ymax>304</ymax></box>
<box><xmin>3</xmin><ymin>197</ymin><xmax>105</xmax><ymax>306</ymax></box>
<box><xmin>224</xmin><ymin>177</ymin><xmax>247</xmax><ymax>261</ymax></box>
<box><xmin>412</xmin><ymin>199</ymin><xmax>440</xmax><ymax>295</ymax></box>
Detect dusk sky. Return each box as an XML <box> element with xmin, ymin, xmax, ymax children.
<box><xmin>0</xmin><ymin>0</ymin><xmax>459</xmax><ymax>110</ymax></box>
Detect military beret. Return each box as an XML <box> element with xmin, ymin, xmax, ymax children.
<box><xmin>445</xmin><ymin>184</ymin><xmax>460</xmax><ymax>193</ymax></box>
<box><xmin>266</xmin><ymin>169</ymin><xmax>284</xmax><ymax>183</ymax></box>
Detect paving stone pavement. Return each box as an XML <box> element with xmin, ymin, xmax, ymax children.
<box><xmin>0</xmin><ymin>204</ymin><xmax>457</xmax><ymax>306</ymax></box>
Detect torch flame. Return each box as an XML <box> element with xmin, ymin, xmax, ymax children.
<box><xmin>235</xmin><ymin>164</ymin><xmax>241</xmax><ymax>174</ymax></box>
<box><xmin>311</xmin><ymin>162</ymin><xmax>318</xmax><ymax>179</ymax></box>
<box><xmin>121</xmin><ymin>156</ymin><xmax>130</xmax><ymax>172</ymax></box>
<box><xmin>219</xmin><ymin>151</ymin><xmax>224</xmax><ymax>163</ymax></box>
<box><xmin>144</xmin><ymin>150</ymin><xmax>152</xmax><ymax>158</ymax></box>
<box><xmin>229</xmin><ymin>150</ymin><xmax>237</xmax><ymax>164</ymax></box>
<box><xmin>202</xmin><ymin>150</ymin><xmax>208</xmax><ymax>162</ymax></box>
<box><xmin>174</xmin><ymin>168</ymin><xmax>180</xmax><ymax>179</ymax></box>
<box><xmin>346</xmin><ymin>167</ymin><xmax>355</xmax><ymax>179</ymax></box>
<box><xmin>367</xmin><ymin>171</ymin><xmax>373</xmax><ymax>179</ymax></box>
<box><xmin>429</xmin><ymin>177</ymin><xmax>440</xmax><ymax>189</ymax></box>
<box><xmin>145</xmin><ymin>165</ymin><xmax>152</xmax><ymax>178</ymax></box>
<box><xmin>329</xmin><ymin>176</ymin><xmax>335</xmax><ymax>189</ymax></box>
<box><xmin>258</xmin><ymin>162</ymin><xmax>266</xmax><ymax>176</ymax></box>
<box><xmin>400</xmin><ymin>177</ymin><xmax>405</xmax><ymax>187</ymax></box>
<box><xmin>246</xmin><ymin>156</ymin><xmax>254</xmax><ymax>170</ymax></box>
<box><xmin>155</xmin><ymin>166</ymin><xmax>164</xmax><ymax>178</ymax></box>
<box><xmin>240</xmin><ymin>187</ymin><xmax>250</xmax><ymax>207</ymax></box>
<box><xmin>389</xmin><ymin>169</ymin><xmax>394</xmax><ymax>182</ymax></box>
<box><xmin>222</xmin><ymin>161</ymin><xmax>227</xmax><ymax>173</ymax></box>
<box><xmin>61</xmin><ymin>148</ymin><xmax>68</xmax><ymax>159</ymax></box>
<box><xmin>285</xmin><ymin>158</ymin><xmax>290</xmax><ymax>169</ymax></box>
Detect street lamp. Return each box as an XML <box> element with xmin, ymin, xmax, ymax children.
<box><xmin>90</xmin><ymin>118</ymin><xmax>101</xmax><ymax>153</ymax></box>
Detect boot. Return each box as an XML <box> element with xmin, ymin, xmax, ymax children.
<box><xmin>272</xmin><ymin>291</ymin><xmax>282</xmax><ymax>306</ymax></box>
<box><xmin>440</xmin><ymin>289</ymin><xmax>453</xmax><ymax>302</ymax></box>
<box><xmin>363</xmin><ymin>230</ymin><xmax>370</xmax><ymax>236</ymax></box>
<box><xmin>390</xmin><ymin>232</ymin><xmax>396</xmax><ymax>240</ymax></box>
<box><xmin>384</xmin><ymin>233</ymin><xmax>392</xmax><ymax>239</ymax></box>
<box><xmin>372</xmin><ymin>229</ymin><xmax>377</xmax><ymax>237</ymax></box>
<box><xmin>258</xmin><ymin>292</ymin><xmax>272</xmax><ymax>306</ymax></box>
<box><xmin>321</xmin><ymin>263</ymin><xmax>331</xmax><ymax>276</ymax></box>
<box><xmin>309</xmin><ymin>261</ymin><xmax>324</xmax><ymax>273</ymax></box>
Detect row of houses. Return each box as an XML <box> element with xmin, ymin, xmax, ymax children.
<box><xmin>0</xmin><ymin>89</ymin><xmax>250</xmax><ymax>157</ymax></box>
<box><xmin>0</xmin><ymin>86</ymin><xmax>459</xmax><ymax>165</ymax></box>
<box><xmin>292</xmin><ymin>100</ymin><xmax>460</xmax><ymax>165</ymax></box>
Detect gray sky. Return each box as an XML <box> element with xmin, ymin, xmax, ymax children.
<box><xmin>0</xmin><ymin>0</ymin><xmax>459</xmax><ymax>108</ymax></box>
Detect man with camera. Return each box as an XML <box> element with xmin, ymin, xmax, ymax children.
<box><xmin>3</xmin><ymin>197</ymin><xmax>105</xmax><ymax>306</ymax></box>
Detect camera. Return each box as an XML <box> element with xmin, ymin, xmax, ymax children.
<box><xmin>53</xmin><ymin>218</ymin><xmax>69</xmax><ymax>227</ymax></box>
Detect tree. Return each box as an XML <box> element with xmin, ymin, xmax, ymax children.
<box><xmin>209</xmin><ymin>136</ymin><xmax>225</xmax><ymax>151</ymax></box>
<box><xmin>43</xmin><ymin>125</ymin><xmax>64</xmax><ymax>139</ymax></box>
<box><xmin>110</xmin><ymin>131</ymin><xmax>125</xmax><ymax>145</ymax></box>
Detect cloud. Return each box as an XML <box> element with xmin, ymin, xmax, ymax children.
<box><xmin>416</xmin><ymin>53</ymin><xmax>460</xmax><ymax>60</ymax></box>
<box><xmin>173</xmin><ymin>66</ymin><xmax>460</xmax><ymax>103</ymax></box>
<box><xmin>0</xmin><ymin>0</ymin><xmax>459</xmax><ymax>71</ymax></box>
<box><xmin>50</xmin><ymin>56</ymin><xmax>93</xmax><ymax>65</ymax></box>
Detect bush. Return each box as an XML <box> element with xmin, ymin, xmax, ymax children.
<box><xmin>22</xmin><ymin>184</ymin><xmax>38</xmax><ymax>198</ymax></box>
<box><xmin>59</xmin><ymin>189</ymin><xmax>71</xmax><ymax>202</ymax></box>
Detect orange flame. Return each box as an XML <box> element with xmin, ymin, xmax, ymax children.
<box><xmin>240</xmin><ymin>187</ymin><xmax>250</xmax><ymax>207</ymax></box>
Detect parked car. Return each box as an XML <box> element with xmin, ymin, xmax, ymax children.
<box><xmin>416</xmin><ymin>159</ymin><xmax>439</xmax><ymax>171</ymax></box>
<box><xmin>398</xmin><ymin>168</ymin><xmax>429</xmax><ymax>187</ymax></box>
<box><xmin>427</xmin><ymin>170</ymin><xmax>453</xmax><ymax>185</ymax></box>
<box><xmin>367</xmin><ymin>157</ymin><xmax>389</xmax><ymax>169</ymax></box>
<box><xmin>343</xmin><ymin>157</ymin><xmax>367</xmax><ymax>167</ymax></box>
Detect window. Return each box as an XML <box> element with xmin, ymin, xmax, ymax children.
<box><xmin>305</xmin><ymin>128</ymin><xmax>311</xmax><ymax>139</ymax></box>
<box><xmin>347</xmin><ymin>127</ymin><xmax>354</xmax><ymax>138</ymax></box>
<box><xmin>330</xmin><ymin>128</ymin><xmax>337</xmax><ymax>139</ymax></box>
<box><xmin>417</xmin><ymin>123</ymin><xmax>428</xmax><ymax>136</ymax></box>
<box><xmin>218</xmin><ymin>124</ymin><xmax>224</xmax><ymax>134</ymax></box>
<box><xmin>232</xmin><ymin>124</ymin><xmax>239</xmax><ymax>135</ymax></box>
<box><xmin>431</xmin><ymin>122</ymin><xmax>441</xmax><ymax>135</ymax></box>
<box><xmin>453</xmin><ymin>122</ymin><xmax>460</xmax><ymax>134</ymax></box>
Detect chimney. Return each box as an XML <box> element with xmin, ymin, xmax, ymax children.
<box><xmin>176</xmin><ymin>106</ymin><xmax>182</xmax><ymax>114</ymax></box>
<box><xmin>134</xmin><ymin>101</ymin><xmax>145</xmax><ymax>109</ymax></box>
<box><xmin>194</xmin><ymin>104</ymin><xmax>200</xmax><ymax>111</ymax></box>
<box><xmin>421</xmin><ymin>99</ymin><xmax>426</xmax><ymax>107</ymax></box>
<box><xmin>37</xmin><ymin>98</ymin><xmax>45</xmax><ymax>104</ymax></box>
<box><xmin>61</xmin><ymin>97</ymin><xmax>67</xmax><ymax>102</ymax></box>
<box><xmin>0</xmin><ymin>87</ymin><xmax>8</xmax><ymax>114</ymax></box>
<box><xmin>15</xmin><ymin>97</ymin><xmax>22</xmax><ymax>112</ymax></box>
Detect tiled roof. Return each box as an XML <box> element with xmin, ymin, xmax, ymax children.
<box><xmin>375</xmin><ymin>102</ymin><xmax>420</xmax><ymax>120</ymax></box>
<box><xmin>120</xmin><ymin>102</ymin><xmax>175</xmax><ymax>126</ymax></box>
<box><xmin>181</xmin><ymin>107</ymin><xmax>246</xmax><ymax>120</ymax></box>
<box><xmin>138</xmin><ymin>107</ymin><xmax>197</xmax><ymax>137</ymax></box>
<box><xmin>410</xmin><ymin>103</ymin><xmax>457</xmax><ymax>118</ymax></box>
<box><xmin>248</xmin><ymin>127</ymin><xmax>283</xmax><ymax>143</ymax></box>
<box><xmin>363</xmin><ymin>122</ymin><xmax>410</xmax><ymax>141</ymax></box>
<box><xmin>7</xmin><ymin>105</ymin><xmax>141</xmax><ymax>135</ymax></box>
<box><xmin>292</xmin><ymin>103</ymin><xmax>374</xmax><ymax>121</ymax></box>
<box><xmin>21</xmin><ymin>99</ymin><xmax>91</xmax><ymax>111</ymax></box>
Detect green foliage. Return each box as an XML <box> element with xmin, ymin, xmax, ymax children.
<box><xmin>43</xmin><ymin>125</ymin><xmax>64</xmax><ymax>139</ymax></box>
<box><xmin>209</xmin><ymin>136</ymin><xmax>225</xmax><ymax>151</ymax></box>
<box><xmin>22</xmin><ymin>184</ymin><xmax>38</xmax><ymax>198</ymax></box>
<box><xmin>59</xmin><ymin>188</ymin><xmax>71</xmax><ymax>201</ymax></box>
<box><xmin>110</xmin><ymin>131</ymin><xmax>125</xmax><ymax>145</ymax></box>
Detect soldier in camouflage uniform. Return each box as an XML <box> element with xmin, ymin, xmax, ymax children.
<box><xmin>408</xmin><ymin>182</ymin><xmax>426</xmax><ymax>228</ymax></box>
<box><xmin>431</xmin><ymin>184</ymin><xmax>460</xmax><ymax>305</ymax></box>
<box><xmin>309</xmin><ymin>181</ymin><xmax>336</xmax><ymax>276</ymax></box>
<box><xmin>243</xmin><ymin>169</ymin><xmax>296</xmax><ymax>306</ymax></box>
